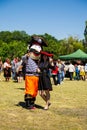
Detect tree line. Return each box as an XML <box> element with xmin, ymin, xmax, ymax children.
<box><xmin>0</xmin><ymin>27</ymin><xmax>87</xmax><ymax>61</ymax></box>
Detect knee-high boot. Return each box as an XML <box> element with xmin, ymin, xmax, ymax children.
<box><xmin>24</xmin><ymin>94</ymin><xmax>35</xmax><ymax>109</ymax></box>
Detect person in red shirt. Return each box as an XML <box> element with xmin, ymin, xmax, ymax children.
<box><xmin>51</xmin><ymin>61</ymin><xmax>58</xmax><ymax>85</ymax></box>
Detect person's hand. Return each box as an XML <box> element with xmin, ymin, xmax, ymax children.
<box><xmin>49</xmin><ymin>57</ymin><xmax>54</xmax><ymax>66</ymax></box>
<box><xmin>36</xmin><ymin>68</ymin><xmax>41</xmax><ymax>73</ymax></box>
<box><xmin>49</xmin><ymin>57</ymin><xmax>53</xmax><ymax>62</ymax></box>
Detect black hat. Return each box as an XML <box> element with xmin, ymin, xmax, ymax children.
<box><xmin>29</xmin><ymin>35</ymin><xmax>48</xmax><ymax>48</ymax></box>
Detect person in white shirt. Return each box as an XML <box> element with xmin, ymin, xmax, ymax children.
<box><xmin>68</xmin><ymin>62</ymin><xmax>75</xmax><ymax>80</ymax></box>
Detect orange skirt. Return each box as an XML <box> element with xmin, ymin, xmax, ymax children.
<box><xmin>25</xmin><ymin>75</ymin><xmax>39</xmax><ymax>97</ymax></box>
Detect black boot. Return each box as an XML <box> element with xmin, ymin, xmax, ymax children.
<box><xmin>25</xmin><ymin>99</ymin><xmax>31</xmax><ymax>108</ymax></box>
<box><xmin>24</xmin><ymin>94</ymin><xmax>35</xmax><ymax>109</ymax></box>
<box><xmin>30</xmin><ymin>97</ymin><xmax>35</xmax><ymax>107</ymax></box>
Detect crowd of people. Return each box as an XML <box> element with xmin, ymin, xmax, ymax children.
<box><xmin>0</xmin><ymin>57</ymin><xmax>23</xmax><ymax>82</ymax></box>
<box><xmin>1</xmin><ymin>57</ymin><xmax>87</xmax><ymax>83</ymax></box>
<box><xmin>1</xmin><ymin>36</ymin><xmax>87</xmax><ymax>110</ymax></box>
<box><xmin>0</xmin><ymin>55</ymin><xmax>87</xmax><ymax>110</ymax></box>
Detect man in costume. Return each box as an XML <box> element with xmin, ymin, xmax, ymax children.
<box><xmin>24</xmin><ymin>35</ymin><xmax>47</xmax><ymax>109</ymax></box>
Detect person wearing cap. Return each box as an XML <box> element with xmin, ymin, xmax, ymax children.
<box><xmin>38</xmin><ymin>51</ymin><xmax>54</xmax><ymax>110</ymax></box>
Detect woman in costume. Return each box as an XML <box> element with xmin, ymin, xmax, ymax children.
<box><xmin>38</xmin><ymin>51</ymin><xmax>54</xmax><ymax>110</ymax></box>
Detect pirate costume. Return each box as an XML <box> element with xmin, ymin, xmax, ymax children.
<box><xmin>24</xmin><ymin>36</ymin><xmax>47</xmax><ymax>109</ymax></box>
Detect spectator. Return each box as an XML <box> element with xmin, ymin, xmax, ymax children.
<box><xmin>79</xmin><ymin>65</ymin><xmax>85</xmax><ymax>80</ymax></box>
<box><xmin>74</xmin><ymin>64</ymin><xmax>80</xmax><ymax>80</ymax></box>
<box><xmin>84</xmin><ymin>63</ymin><xmax>87</xmax><ymax>80</ymax></box>
<box><xmin>15</xmin><ymin>57</ymin><xmax>23</xmax><ymax>83</ymax></box>
<box><xmin>56</xmin><ymin>59</ymin><xmax>62</xmax><ymax>85</ymax></box>
<box><xmin>0</xmin><ymin>57</ymin><xmax>3</xmax><ymax>81</ymax></box>
<box><xmin>11</xmin><ymin>57</ymin><xmax>17</xmax><ymax>80</ymax></box>
<box><xmin>68</xmin><ymin>62</ymin><xmax>75</xmax><ymax>80</ymax></box>
<box><xmin>51</xmin><ymin>61</ymin><xmax>58</xmax><ymax>85</ymax></box>
<box><xmin>61</xmin><ymin>61</ymin><xmax>65</xmax><ymax>82</ymax></box>
<box><xmin>3</xmin><ymin>58</ymin><xmax>11</xmax><ymax>81</ymax></box>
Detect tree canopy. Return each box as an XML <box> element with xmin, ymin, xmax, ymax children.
<box><xmin>0</xmin><ymin>30</ymin><xmax>86</xmax><ymax>61</ymax></box>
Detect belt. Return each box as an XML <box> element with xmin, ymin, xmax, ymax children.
<box><xmin>26</xmin><ymin>72</ymin><xmax>37</xmax><ymax>75</ymax></box>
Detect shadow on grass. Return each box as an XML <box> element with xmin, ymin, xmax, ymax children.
<box><xmin>35</xmin><ymin>104</ymin><xmax>44</xmax><ymax>109</ymax></box>
<box><xmin>16</xmin><ymin>101</ymin><xmax>44</xmax><ymax>110</ymax></box>
<box><xmin>16</xmin><ymin>101</ymin><xmax>25</xmax><ymax>108</ymax></box>
<box><xmin>16</xmin><ymin>88</ymin><xmax>25</xmax><ymax>90</ymax></box>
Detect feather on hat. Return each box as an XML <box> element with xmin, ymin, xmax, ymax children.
<box><xmin>40</xmin><ymin>51</ymin><xmax>53</xmax><ymax>57</ymax></box>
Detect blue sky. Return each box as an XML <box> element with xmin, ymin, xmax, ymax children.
<box><xmin>0</xmin><ymin>0</ymin><xmax>87</xmax><ymax>40</ymax></box>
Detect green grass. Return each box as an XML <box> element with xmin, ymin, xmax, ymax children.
<box><xmin>0</xmin><ymin>74</ymin><xmax>87</xmax><ymax>130</ymax></box>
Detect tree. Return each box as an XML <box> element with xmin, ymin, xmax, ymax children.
<box><xmin>42</xmin><ymin>33</ymin><xmax>61</xmax><ymax>59</ymax></box>
<box><xmin>0</xmin><ymin>31</ymin><xmax>85</xmax><ymax>61</ymax></box>
<box><xmin>84</xmin><ymin>21</ymin><xmax>87</xmax><ymax>46</ymax></box>
<box><xmin>0</xmin><ymin>31</ymin><xmax>12</xmax><ymax>43</ymax></box>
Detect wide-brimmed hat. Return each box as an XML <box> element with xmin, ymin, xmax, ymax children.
<box><xmin>40</xmin><ymin>51</ymin><xmax>53</xmax><ymax>57</ymax></box>
<box><xmin>29</xmin><ymin>35</ymin><xmax>48</xmax><ymax>47</ymax></box>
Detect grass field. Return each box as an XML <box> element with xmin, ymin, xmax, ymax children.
<box><xmin>0</xmin><ymin>74</ymin><xmax>87</xmax><ymax>130</ymax></box>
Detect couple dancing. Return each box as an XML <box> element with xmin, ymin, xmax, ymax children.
<box><xmin>24</xmin><ymin>36</ymin><xmax>54</xmax><ymax>110</ymax></box>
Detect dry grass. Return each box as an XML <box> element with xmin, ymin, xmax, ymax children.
<box><xmin>0</xmin><ymin>74</ymin><xmax>87</xmax><ymax>130</ymax></box>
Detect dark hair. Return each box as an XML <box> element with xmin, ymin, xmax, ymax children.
<box><xmin>40</xmin><ymin>54</ymin><xmax>49</xmax><ymax>62</ymax></box>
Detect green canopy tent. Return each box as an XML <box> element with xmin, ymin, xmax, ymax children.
<box><xmin>59</xmin><ymin>49</ymin><xmax>87</xmax><ymax>60</ymax></box>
